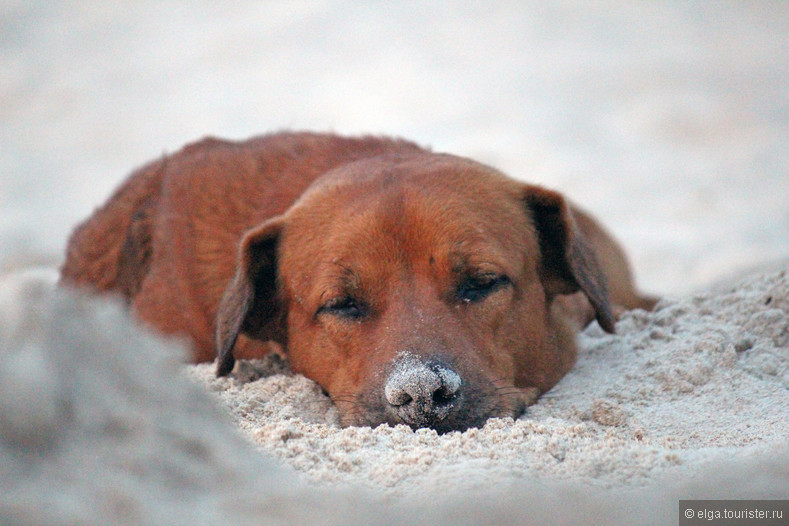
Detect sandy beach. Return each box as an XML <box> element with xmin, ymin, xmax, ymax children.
<box><xmin>2</xmin><ymin>2</ymin><xmax>787</xmax><ymax>523</ymax></box>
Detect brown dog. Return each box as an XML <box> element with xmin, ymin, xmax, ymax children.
<box><xmin>61</xmin><ymin>132</ymin><xmax>654</xmax><ymax>433</ymax></box>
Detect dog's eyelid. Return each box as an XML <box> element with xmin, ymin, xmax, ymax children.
<box><xmin>316</xmin><ymin>295</ymin><xmax>368</xmax><ymax>320</ymax></box>
<box><xmin>463</xmin><ymin>264</ymin><xmax>511</xmax><ymax>283</ymax></box>
<box><xmin>448</xmin><ymin>249</ymin><xmax>511</xmax><ymax>273</ymax></box>
<box><xmin>456</xmin><ymin>272</ymin><xmax>511</xmax><ymax>303</ymax></box>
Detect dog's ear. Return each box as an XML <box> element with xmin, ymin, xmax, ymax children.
<box><xmin>215</xmin><ymin>219</ymin><xmax>285</xmax><ymax>376</ymax></box>
<box><xmin>522</xmin><ymin>185</ymin><xmax>616</xmax><ymax>333</ymax></box>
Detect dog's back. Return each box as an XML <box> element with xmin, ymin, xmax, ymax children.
<box><xmin>60</xmin><ymin>133</ymin><xmax>423</xmax><ymax>358</ymax></box>
<box><xmin>60</xmin><ymin>154</ymin><xmax>166</xmax><ymax>296</ymax></box>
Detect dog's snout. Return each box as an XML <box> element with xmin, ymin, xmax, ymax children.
<box><xmin>384</xmin><ymin>357</ymin><xmax>461</xmax><ymax>427</ymax></box>
<box><xmin>384</xmin><ymin>362</ymin><xmax>460</xmax><ymax>406</ymax></box>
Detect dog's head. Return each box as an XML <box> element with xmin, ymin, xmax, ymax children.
<box><xmin>215</xmin><ymin>153</ymin><xmax>614</xmax><ymax>433</ymax></box>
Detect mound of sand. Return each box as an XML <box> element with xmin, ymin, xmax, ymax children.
<box><xmin>188</xmin><ymin>268</ymin><xmax>789</xmax><ymax>497</ymax></box>
<box><xmin>2</xmin><ymin>267</ymin><xmax>786</xmax><ymax>525</ymax></box>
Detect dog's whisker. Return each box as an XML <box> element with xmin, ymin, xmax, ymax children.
<box><xmin>495</xmin><ymin>389</ymin><xmax>526</xmax><ymax>397</ymax></box>
<box><xmin>330</xmin><ymin>397</ymin><xmax>361</xmax><ymax>405</ymax></box>
<box><xmin>329</xmin><ymin>392</ymin><xmax>363</xmax><ymax>410</ymax></box>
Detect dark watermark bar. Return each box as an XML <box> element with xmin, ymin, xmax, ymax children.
<box><xmin>680</xmin><ymin>500</ymin><xmax>788</xmax><ymax>525</ymax></box>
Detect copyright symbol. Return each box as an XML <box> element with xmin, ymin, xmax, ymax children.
<box><xmin>684</xmin><ymin>508</ymin><xmax>694</xmax><ymax>519</ymax></box>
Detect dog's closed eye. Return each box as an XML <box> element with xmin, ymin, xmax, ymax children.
<box><xmin>317</xmin><ymin>296</ymin><xmax>368</xmax><ymax>320</ymax></box>
<box><xmin>457</xmin><ymin>274</ymin><xmax>511</xmax><ymax>303</ymax></box>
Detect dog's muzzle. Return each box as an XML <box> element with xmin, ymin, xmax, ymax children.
<box><xmin>384</xmin><ymin>354</ymin><xmax>461</xmax><ymax>428</ymax></box>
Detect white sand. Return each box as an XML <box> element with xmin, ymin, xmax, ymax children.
<box><xmin>188</xmin><ymin>267</ymin><xmax>789</xmax><ymax>497</ymax></box>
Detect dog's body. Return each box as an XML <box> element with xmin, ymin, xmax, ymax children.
<box><xmin>61</xmin><ymin>132</ymin><xmax>654</xmax><ymax>432</ymax></box>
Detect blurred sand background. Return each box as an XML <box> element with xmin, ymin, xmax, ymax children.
<box><xmin>2</xmin><ymin>1</ymin><xmax>788</xmax><ymax>294</ymax></box>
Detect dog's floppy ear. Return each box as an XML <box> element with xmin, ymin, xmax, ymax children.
<box><xmin>215</xmin><ymin>219</ymin><xmax>285</xmax><ymax>376</ymax></box>
<box><xmin>522</xmin><ymin>185</ymin><xmax>616</xmax><ymax>333</ymax></box>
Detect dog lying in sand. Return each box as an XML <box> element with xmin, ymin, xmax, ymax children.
<box><xmin>61</xmin><ymin>132</ymin><xmax>655</xmax><ymax>433</ymax></box>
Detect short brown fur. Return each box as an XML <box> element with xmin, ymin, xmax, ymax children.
<box><xmin>61</xmin><ymin>132</ymin><xmax>655</xmax><ymax>432</ymax></box>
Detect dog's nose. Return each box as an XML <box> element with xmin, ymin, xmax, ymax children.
<box><xmin>384</xmin><ymin>356</ymin><xmax>461</xmax><ymax>427</ymax></box>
